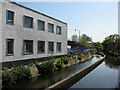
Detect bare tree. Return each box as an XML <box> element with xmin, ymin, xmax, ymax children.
<box><xmin>71</xmin><ymin>35</ymin><xmax>78</xmax><ymax>42</ymax></box>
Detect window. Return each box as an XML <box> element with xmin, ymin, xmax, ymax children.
<box><xmin>23</xmin><ymin>15</ymin><xmax>33</xmax><ymax>28</ymax></box>
<box><xmin>6</xmin><ymin>10</ymin><xmax>14</xmax><ymax>25</ymax></box>
<box><xmin>48</xmin><ymin>23</ymin><xmax>54</xmax><ymax>33</ymax></box>
<box><xmin>23</xmin><ymin>40</ymin><xmax>33</xmax><ymax>54</ymax></box>
<box><xmin>38</xmin><ymin>41</ymin><xmax>45</xmax><ymax>54</ymax></box>
<box><xmin>57</xmin><ymin>42</ymin><xmax>61</xmax><ymax>52</ymax></box>
<box><xmin>56</xmin><ymin>26</ymin><xmax>61</xmax><ymax>35</ymax></box>
<box><xmin>37</xmin><ymin>20</ymin><xmax>45</xmax><ymax>31</ymax></box>
<box><xmin>48</xmin><ymin>42</ymin><xmax>54</xmax><ymax>53</ymax></box>
<box><xmin>6</xmin><ymin>39</ymin><xmax>14</xmax><ymax>55</ymax></box>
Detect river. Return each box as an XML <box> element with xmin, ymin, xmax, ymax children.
<box><xmin>3</xmin><ymin>54</ymin><xmax>119</xmax><ymax>89</ymax></box>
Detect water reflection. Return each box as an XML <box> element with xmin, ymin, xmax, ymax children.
<box><xmin>71</xmin><ymin>56</ymin><xmax>120</xmax><ymax>88</ymax></box>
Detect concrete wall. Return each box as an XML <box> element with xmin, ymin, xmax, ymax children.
<box><xmin>1</xmin><ymin>1</ymin><xmax>67</xmax><ymax>62</ymax></box>
<box><xmin>0</xmin><ymin>0</ymin><xmax>2</xmax><ymax>62</ymax></box>
<box><xmin>46</xmin><ymin>55</ymin><xmax>105</xmax><ymax>89</ymax></box>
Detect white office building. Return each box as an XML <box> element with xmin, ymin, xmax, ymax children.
<box><xmin>0</xmin><ymin>0</ymin><xmax>67</xmax><ymax>65</ymax></box>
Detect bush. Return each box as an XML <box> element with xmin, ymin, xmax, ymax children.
<box><xmin>90</xmin><ymin>48</ymin><xmax>97</xmax><ymax>54</ymax></box>
<box><xmin>2</xmin><ymin>66</ymin><xmax>32</xmax><ymax>86</ymax></box>
<box><xmin>37</xmin><ymin>61</ymin><xmax>56</xmax><ymax>74</ymax></box>
<box><xmin>2</xmin><ymin>70</ymin><xmax>14</xmax><ymax>85</ymax></box>
<box><xmin>78</xmin><ymin>56</ymin><xmax>82</xmax><ymax>61</ymax></box>
<box><xmin>56</xmin><ymin>60</ymin><xmax>65</xmax><ymax>69</ymax></box>
<box><xmin>67</xmin><ymin>53</ymin><xmax>72</xmax><ymax>57</ymax></box>
<box><xmin>60</xmin><ymin>56</ymin><xmax>69</xmax><ymax>65</ymax></box>
<box><xmin>11</xmin><ymin>66</ymin><xmax>32</xmax><ymax>82</ymax></box>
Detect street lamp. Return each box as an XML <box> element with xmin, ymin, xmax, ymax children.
<box><xmin>75</xmin><ymin>29</ymin><xmax>80</xmax><ymax>40</ymax></box>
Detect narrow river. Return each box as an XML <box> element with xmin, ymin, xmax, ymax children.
<box><xmin>3</xmin><ymin>54</ymin><xmax>119</xmax><ymax>89</ymax></box>
<box><xmin>70</xmin><ymin>58</ymin><xmax>119</xmax><ymax>89</ymax></box>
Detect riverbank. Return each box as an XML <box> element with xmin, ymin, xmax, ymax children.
<box><xmin>45</xmin><ymin>54</ymin><xmax>105</xmax><ymax>89</ymax></box>
<box><xmin>2</xmin><ymin>49</ymin><xmax>91</xmax><ymax>86</ymax></box>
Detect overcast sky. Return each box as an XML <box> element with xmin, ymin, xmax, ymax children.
<box><xmin>17</xmin><ymin>1</ymin><xmax>118</xmax><ymax>42</ymax></box>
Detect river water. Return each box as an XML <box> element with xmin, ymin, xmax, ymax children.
<box><xmin>3</xmin><ymin>55</ymin><xmax>119</xmax><ymax>89</ymax></box>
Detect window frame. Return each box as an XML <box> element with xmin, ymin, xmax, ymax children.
<box><xmin>23</xmin><ymin>40</ymin><xmax>33</xmax><ymax>55</ymax></box>
<box><xmin>56</xmin><ymin>42</ymin><xmax>61</xmax><ymax>52</ymax></box>
<box><xmin>23</xmin><ymin>15</ymin><xmax>33</xmax><ymax>29</ymax></box>
<box><xmin>37</xmin><ymin>40</ymin><xmax>45</xmax><ymax>54</ymax></box>
<box><xmin>6</xmin><ymin>38</ymin><xmax>14</xmax><ymax>56</ymax></box>
<box><xmin>6</xmin><ymin>10</ymin><xmax>14</xmax><ymax>25</ymax></box>
<box><xmin>37</xmin><ymin>20</ymin><xmax>45</xmax><ymax>31</ymax></box>
<box><xmin>56</xmin><ymin>26</ymin><xmax>61</xmax><ymax>35</ymax></box>
<box><xmin>48</xmin><ymin>23</ymin><xmax>54</xmax><ymax>33</ymax></box>
<box><xmin>48</xmin><ymin>41</ymin><xmax>54</xmax><ymax>53</ymax></box>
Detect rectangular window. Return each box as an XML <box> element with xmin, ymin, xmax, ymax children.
<box><xmin>23</xmin><ymin>15</ymin><xmax>33</xmax><ymax>28</ymax></box>
<box><xmin>48</xmin><ymin>41</ymin><xmax>54</xmax><ymax>53</ymax></box>
<box><xmin>38</xmin><ymin>41</ymin><xmax>45</xmax><ymax>54</ymax></box>
<box><xmin>23</xmin><ymin>40</ymin><xmax>33</xmax><ymax>55</ymax></box>
<box><xmin>57</xmin><ymin>42</ymin><xmax>61</xmax><ymax>52</ymax></box>
<box><xmin>48</xmin><ymin>23</ymin><xmax>54</xmax><ymax>33</ymax></box>
<box><xmin>6</xmin><ymin>39</ymin><xmax>14</xmax><ymax>55</ymax></box>
<box><xmin>56</xmin><ymin>26</ymin><xmax>61</xmax><ymax>35</ymax></box>
<box><xmin>6</xmin><ymin>10</ymin><xmax>14</xmax><ymax>25</ymax></box>
<box><xmin>37</xmin><ymin>20</ymin><xmax>45</xmax><ymax>31</ymax></box>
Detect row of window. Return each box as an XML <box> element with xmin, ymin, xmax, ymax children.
<box><xmin>6</xmin><ymin>10</ymin><xmax>62</xmax><ymax>35</ymax></box>
<box><xmin>6</xmin><ymin>39</ymin><xmax>61</xmax><ymax>56</ymax></box>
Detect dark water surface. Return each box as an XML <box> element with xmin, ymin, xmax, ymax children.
<box><xmin>70</xmin><ymin>59</ymin><xmax>119</xmax><ymax>88</ymax></box>
<box><xmin>3</xmin><ymin>55</ymin><xmax>119</xmax><ymax>89</ymax></box>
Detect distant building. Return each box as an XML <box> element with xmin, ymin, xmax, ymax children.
<box><xmin>0</xmin><ymin>0</ymin><xmax>67</xmax><ymax>65</ymax></box>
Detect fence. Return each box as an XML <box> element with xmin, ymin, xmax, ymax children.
<box><xmin>67</xmin><ymin>47</ymin><xmax>94</xmax><ymax>52</ymax></box>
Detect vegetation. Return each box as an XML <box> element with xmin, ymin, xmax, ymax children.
<box><xmin>56</xmin><ymin>60</ymin><xmax>65</xmax><ymax>69</ymax></box>
<box><xmin>89</xmin><ymin>48</ymin><xmax>97</xmax><ymax>54</ymax></box>
<box><xmin>94</xmin><ymin>42</ymin><xmax>103</xmax><ymax>52</ymax></box>
<box><xmin>103</xmin><ymin>34</ymin><xmax>120</xmax><ymax>57</ymax></box>
<box><xmin>2</xmin><ymin>66</ymin><xmax>32</xmax><ymax>86</ymax></box>
<box><xmin>78</xmin><ymin>56</ymin><xmax>82</xmax><ymax>61</ymax></box>
<box><xmin>37</xmin><ymin>61</ymin><xmax>56</xmax><ymax>74</ymax></box>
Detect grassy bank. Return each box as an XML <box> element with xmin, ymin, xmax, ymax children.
<box><xmin>2</xmin><ymin>50</ymin><xmax>91</xmax><ymax>86</ymax></box>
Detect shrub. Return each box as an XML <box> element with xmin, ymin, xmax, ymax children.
<box><xmin>60</xmin><ymin>56</ymin><xmax>69</xmax><ymax>65</ymax></box>
<box><xmin>2</xmin><ymin>70</ymin><xmax>14</xmax><ymax>85</ymax></box>
<box><xmin>78</xmin><ymin>56</ymin><xmax>82</xmax><ymax>61</ymax></box>
<box><xmin>37</xmin><ymin>61</ymin><xmax>56</xmax><ymax>74</ymax></box>
<box><xmin>56</xmin><ymin>60</ymin><xmax>65</xmax><ymax>69</ymax></box>
<box><xmin>67</xmin><ymin>53</ymin><xmax>72</xmax><ymax>57</ymax></box>
<box><xmin>2</xmin><ymin>66</ymin><xmax>32</xmax><ymax>86</ymax></box>
<box><xmin>11</xmin><ymin>66</ymin><xmax>32</xmax><ymax>82</ymax></box>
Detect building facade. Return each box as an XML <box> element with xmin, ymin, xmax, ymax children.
<box><xmin>0</xmin><ymin>0</ymin><xmax>67</xmax><ymax>63</ymax></box>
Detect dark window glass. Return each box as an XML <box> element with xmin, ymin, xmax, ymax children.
<box><xmin>57</xmin><ymin>42</ymin><xmax>61</xmax><ymax>52</ymax></box>
<box><xmin>6</xmin><ymin>10</ymin><xmax>14</xmax><ymax>25</ymax></box>
<box><xmin>24</xmin><ymin>40</ymin><xmax>33</xmax><ymax>54</ymax></box>
<box><xmin>48</xmin><ymin>42</ymin><xmax>54</xmax><ymax>53</ymax></box>
<box><xmin>56</xmin><ymin>26</ymin><xmax>61</xmax><ymax>35</ymax></box>
<box><xmin>48</xmin><ymin>23</ymin><xmax>54</xmax><ymax>33</ymax></box>
<box><xmin>6</xmin><ymin>39</ymin><xmax>14</xmax><ymax>55</ymax></box>
<box><xmin>38</xmin><ymin>41</ymin><xmax>45</xmax><ymax>54</ymax></box>
<box><xmin>23</xmin><ymin>15</ymin><xmax>33</xmax><ymax>28</ymax></box>
<box><xmin>37</xmin><ymin>20</ymin><xmax>45</xmax><ymax>31</ymax></box>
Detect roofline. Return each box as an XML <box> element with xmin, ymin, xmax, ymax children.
<box><xmin>8</xmin><ymin>1</ymin><xmax>67</xmax><ymax>25</ymax></box>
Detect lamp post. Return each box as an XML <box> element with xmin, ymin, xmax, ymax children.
<box><xmin>75</xmin><ymin>29</ymin><xmax>80</xmax><ymax>41</ymax></box>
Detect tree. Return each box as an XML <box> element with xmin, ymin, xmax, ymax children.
<box><xmin>71</xmin><ymin>35</ymin><xmax>78</xmax><ymax>42</ymax></box>
<box><xmin>81</xmin><ymin>34</ymin><xmax>92</xmax><ymax>42</ymax></box>
<box><xmin>94</xmin><ymin>42</ymin><xmax>103</xmax><ymax>52</ymax></box>
<box><xmin>103</xmin><ymin>34</ymin><xmax>120</xmax><ymax>44</ymax></box>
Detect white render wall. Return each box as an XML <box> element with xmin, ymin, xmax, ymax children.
<box><xmin>0</xmin><ymin>1</ymin><xmax>2</xmax><ymax>62</ymax></box>
<box><xmin>1</xmin><ymin>1</ymin><xmax>67</xmax><ymax>62</ymax></box>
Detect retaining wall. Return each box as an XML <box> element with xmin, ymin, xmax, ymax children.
<box><xmin>45</xmin><ymin>55</ymin><xmax>105</xmax><ymax>89</ymax></box>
